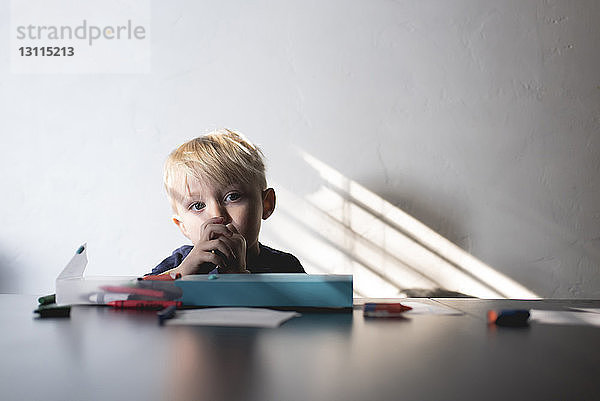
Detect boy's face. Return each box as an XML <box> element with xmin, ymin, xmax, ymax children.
<box><xmin>172</xmin><ymin>176</ymin><xmax>274</xmax><ymax>255</ymax></box>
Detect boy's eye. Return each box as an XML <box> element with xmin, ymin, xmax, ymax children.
<box><xmin>189</xmin><ymin>202</ymin><xmax>206</xmax><ymax>211</ymax></box>
<box><xmin>225</xmin><ymin>192</ymin><xmax>241</xmax><ymax>202</ymax></box>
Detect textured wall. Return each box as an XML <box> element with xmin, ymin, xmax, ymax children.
<box><xmin>0</xmin><ymin>0</ymin><xmax>598</xmax><ymax>297</ymax></box>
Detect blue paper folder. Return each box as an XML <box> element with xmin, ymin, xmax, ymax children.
<box><xmin>175</xmin><ymin>274</ymin><xmax>353</xmax><ymax>308</ymax></box>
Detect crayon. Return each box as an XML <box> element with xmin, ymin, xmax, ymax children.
<box><xmin>140</xmin><ymin>272</ymin><xmax>181</xmax><ymax>281</ymax></box>
<box><xmin>88</xmin><ymin>293</ymin><xmax>130</xmax><ymax>304</ymax></box>
<box><xmin>157</xmin><ymin>304</ymin><xmax>177</xmax><ymax>325</ymax></box>
<box><xmin>38</xmin><ymin>294</ymin><xmax>56</xmax><ymax>306</ymax></box>
<box><xmin>487</xmin><ymin>309</ymin><xmax>530</xmax><ymax>327</ymax></box>
<box><xmin>134</xmin><ymin>281</ymin><xmax>184</xmax><ymax>299</ymax></box>
<box><xmin>363</xmin><ymin>302</ymin><xmax>412</xmax><ymax>318</ymax></box>
<box><xmin>108</xmin><ymin>300</ymin><xmax>182</xmax><ymax>310</ymax></box>
<box><xmin>34</xmin><ymin>304</ymin><xmax>71</xmax><ymax>318</ymax></box>
<box><xmin>100</xmin><ymin>285</ymin><xmax>165</xmax><ymax>299</ymax></box>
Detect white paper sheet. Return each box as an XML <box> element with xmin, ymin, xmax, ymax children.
<box><xmin>402</xmin><ymin>301</ymin><xmax>463</xmax><ymax>315</ymax></box>
<box><xmin>165</xmin><ymin>307</ymin><xmax>301</xmax><ymax>328</ymax></box>
<box><xmin>530</xmin><ymin>309</ymin><xmax>600</xmax><ymax>327</ymax></box>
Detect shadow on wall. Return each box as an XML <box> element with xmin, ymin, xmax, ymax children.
<box><xmin>267</xmin><ymin>151</ymin><xmax>539</xmax><ymax>299</ymax></box>
<box><xmin>0</xmin><ymin>251</ymin><xmax>18</xmax><ymax>293</ymax></box>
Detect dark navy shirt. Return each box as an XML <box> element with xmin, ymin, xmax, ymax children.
<box><xmin>150</xmin><ymin>243</ymin><xmax>305</xmax><ymax>275</ymax></box>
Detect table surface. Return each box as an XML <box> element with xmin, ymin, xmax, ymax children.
<box><xmin>2</xmin><ymin>294</ymin><xmax>600</xmax><ymax>401</ymax></box>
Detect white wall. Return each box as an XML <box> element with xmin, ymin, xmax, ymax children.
<box><xmin>1</xmin><ymin>0</ymin><xmax>598</xmax><ymax>297</ymax></box>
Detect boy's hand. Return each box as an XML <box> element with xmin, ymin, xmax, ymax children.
<box><xmin>218</xmin><ymin>223</ymin><xmax>250</xmax><ymax>274</ymax></box>
<box><xmin>173</xmin><ymin>217</ymin><xmax>249</xmax><ymax>276</ymax></box>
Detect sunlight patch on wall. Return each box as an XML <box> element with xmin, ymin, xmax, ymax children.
<box><xmin>263</xmin><ymin>151</ymin><xmax>539</xmax><ymax>299</ymax></box>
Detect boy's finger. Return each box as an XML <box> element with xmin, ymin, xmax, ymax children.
<box><xmin>199</xmin><ymin>217</ymin><xmax>224</xmax><ymax>232</ymax></box>
<box><xmin>210</xmin><ymin>239</ymin><xmax>234</xmax><ymax>262</ymax></box>
<box><xmin>217</xmin><ymin>235</ymin><xmax>244</xmax><ymax>259</ymax></box>
<box><xmin>225</xmin><ymin>223</ymin><xmax>239</xmax><ymax>234</ymax></box>
<box><xmin>205</xmin><ymin>250</ymin><xmax>228</xmax><ymax>268</ymax></box>
<box><xmin>216</xmin><ymin>236</ymin><xmax>247</xmax><ymax>273</ymax></box>
<box><xmin>214</xmin><ymin>236</ymin><xmax>235</xmax><ymax>260</ymax></box>
<box><xmin>200</xmin><ymin>217</ymin><xmax>225</xmax><ymax>232</ymax></box>
<box><xmin>205</xmin><ymin>216</ymin><xmax>225</xmax><ymax>225</ymax></box>
<box><xmin>197</xmin><ymin>240</ymin><xmax>233</xmax><ymax>265</ymax></box>
<box><xmin>204</xmin><ymin>224</ymin><xmax>233</xmax><ymax>240</ymax></box>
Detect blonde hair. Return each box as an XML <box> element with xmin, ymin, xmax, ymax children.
<box><xmin>164</xmin><ymin>128</ymin><xmax>267</xmax><ymax>212</ymax></box>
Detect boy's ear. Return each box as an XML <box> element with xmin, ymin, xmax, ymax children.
<box><xmin>172</xmin><ymin>215</ymin><xmax>191</xmax><ymax>239</ymax></box>
<box><xmin>262</xmin><ymin>188</ymin><xmax>276</xmax><ymax>220</ymax></box>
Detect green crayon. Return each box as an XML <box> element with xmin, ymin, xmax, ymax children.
<box><xmin>34</xmin><ymin>304</ymin><xmax>71</xmax><ymax>318</ymax></box>
<box><xmin>38</xmin><ymin>294</ymin><xmax>56</xmax><ymax>306</ymax></box>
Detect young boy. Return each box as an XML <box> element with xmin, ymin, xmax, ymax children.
<box><xmin>150</xmin><ymin>128</ymin><xmax>305</xmax><ymax>276</ymax></box>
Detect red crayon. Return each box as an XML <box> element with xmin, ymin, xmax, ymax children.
<box><xmin>100</xmin><ymin>285</ymin><xmax>165</xmax><ymax>298</ymax></box>
<box><xmin>363</xmin><ymin>302</ymin><xmax>412</xmax><ymax>318</ymax></box>
<box><xmin>141</xmin><ymin>273</ymin><xmax>181</xmax><ymax>281</ymax></box>
<box><xmin>108</xmin><ymin>300</ymin><xmax>182</xmax><ymax>310</ymax></box>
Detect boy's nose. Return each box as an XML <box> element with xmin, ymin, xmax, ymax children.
<box><xmin>208</xmin><ymin>201</ymin><xmax>231</xmax><ymax>223</ymax></box>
